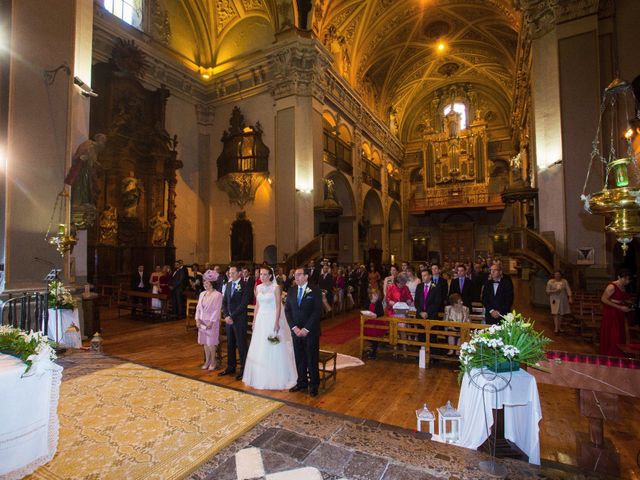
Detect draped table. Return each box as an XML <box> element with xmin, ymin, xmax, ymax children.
<box><xmin>0</xmin><ymin>353</ymin><xmax>63</xmax><ymax>479</ymax></box>
<box><xmin>47</xmin><ymin>308</ymin><xmax>81</xmax><ymax>346</ymax></box>
<box><xmin>457</xmin><ymin>368</ymin><xmax>542</xmax><ymax>464</ymax></box>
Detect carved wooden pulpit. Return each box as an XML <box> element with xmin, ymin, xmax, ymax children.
<box><xmin>530</xmin><ymin>351</ymin><xmax>640</xmax><ymax>477</ymax></box>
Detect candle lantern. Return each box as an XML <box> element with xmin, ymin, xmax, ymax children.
<box><xmin>415</xmin><ymin>403</ymin><xmax>435</xmax><ymax>434</ymax></box>
<box><xmin>437</xmin><ymin>400</ymin><xmax>462</xmax><ymax>443</ymax></box>
<box><xmin>90</xmin><ymin>332</ymin><xmax>103</xmax><ymax>353</ymax></box>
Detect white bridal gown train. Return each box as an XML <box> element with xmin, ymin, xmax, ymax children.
<box><xmin>243</xmin><ymin>283</ymin><xmax>298</xmax><ymax>390</ymax></box>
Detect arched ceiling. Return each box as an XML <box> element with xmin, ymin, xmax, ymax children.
<box><xmin>314</xmin><ymin>0</ymin><xmax>522</xmax><ymax>142</ymax></box>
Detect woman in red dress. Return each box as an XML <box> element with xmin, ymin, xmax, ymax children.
<box><xmin>600</xmin><ymin>269</ymin><xmax>632</xmax><ymax>357</ymax></box>
<box><xmin>385</xmin><ymin>273</ymin><xmax>414</xmax><ymax>317</ymax></box>
<box><xmin>159</xmin><ymin>265</ymin><xmax>171</xmax><ymax>295</ymax></box>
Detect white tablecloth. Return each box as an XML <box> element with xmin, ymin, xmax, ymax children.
<box><xmin>47</xmin><ymin>308</ymin><xmax>81</xmax><ymax>345</ymax></box>
<box><xmin>457</xmin><ymin>369</ymin><xmax>542</xmax><ymax>464</ymax></box>
<box><xmin>0</xmin><ymin>353</ymin><xmax>63</xmax><ymax>479</ymax></box>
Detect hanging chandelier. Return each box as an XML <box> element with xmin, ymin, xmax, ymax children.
<box><xmin>45</xmin><ymin>189</ymin><xmax>77</xmax><ymax>257</ymax></box>
<box><xmin>582</xmin><ymin>78</ymin><xmax>640</xmax><ymax>255</ymax></box>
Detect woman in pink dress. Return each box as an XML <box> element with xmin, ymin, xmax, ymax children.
<box><xmin>600</xmin><ymin>269</ymin><xmax>633</xmax><ymax>357</ymax></box>
<box><xmin>385</xmin><ymin>272</ymin><xmax>414</xmax><ymax>317</ymax></box>
<box><xmin>196</xmin><ymin>271</ymin><xmax>223</xmax><ymax>371</ymax></box>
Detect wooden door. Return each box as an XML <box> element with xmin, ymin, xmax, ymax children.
<box><xmin>440</xmin><ymin>225</ymin><xmax>474</xmax><ymax>264</ymax></box>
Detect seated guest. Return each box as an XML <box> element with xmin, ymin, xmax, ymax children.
<box><xmin>189</xmin><ymin>263</ymin><xmax>204</xmax><ymax>294</ymax></box>
<box><xmin>363</xmin><ymin>289</ymin><xmax>385</xmax><ymax>359</ymax></box>
<box><xmin>449</xmin><ymin>264</ymin><xmax>473</xmax><ymax>308</ymax></box>
<box><xmin>482</xmin><ymin>264</ymin><xmax>514</xmax><ymax>324</ymax></box>
<box><xmin>414</xmin><ymin>269</ymin><xmax>444</xmax><ymax>320</ymax></box>
<box><xmin>385</xmin><ymin>272</ymin><xmax>413</xmax><ymax>317</ymax></box>
<box><xmin>444</xmin><ymin>293</ymin><xmax>470</xmax><ymax>355</ymax></box>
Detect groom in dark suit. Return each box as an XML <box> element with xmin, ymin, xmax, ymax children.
<box><xmin>219</xmin><ymin>265</ymin><xmax>251</xmax><ymax>380</ymax></box>
<box><xmin>482</xmin><ymin>264</ymin><xmax>514</xmax><ymax>325</ymax></box>
<box><xmin>285</xmin><ymin>268</ymin><xmax>322</xmax><ymax>396</ymax></box>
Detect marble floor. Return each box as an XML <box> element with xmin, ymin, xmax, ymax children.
<box><xmin>189</xmin><ymin>405</ymin><xmax>597</xmax><ymax>480</ymax></box>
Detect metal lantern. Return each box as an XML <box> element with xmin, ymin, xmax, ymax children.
<box><xmin>437</xmin><ymin>400</ymin><xmax>462</xmax><ymax>443</ymax></box>
<box><xmin>416</xmin><ymin>403</ymin><xmax>435</xmax><ymax>434</ymax></box>
<box><xmin>582</xmin><ymin>78</ymin><xmax>640</xmax><ymax>255</ymax></box>
<box><xmin>90</xmin><ymin>332</ymin><xmax>103</xmax><ymax>353</ymax></box>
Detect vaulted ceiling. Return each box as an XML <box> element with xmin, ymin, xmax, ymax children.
<box><xmin>314</xmin><ymin>0</ymin><xmax>522</xmax><ymax>143</ymax></box>
<box><xmin>160</xmin><ymin>0</ymin><xmax>522</xmax><ymax>143</ymax></box>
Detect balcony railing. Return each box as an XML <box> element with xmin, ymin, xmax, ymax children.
<box><xmin>388</xmin><ymin>178</ymin><xmax>401</xmax><ymax>201</ymax></box>
<box><xmin>362</xmin><ymin>158</ymin><xmax>381</xmax><ymax>190</ymax></box>
<box><xmin>323</xmin><ymin>130</ymin><xmax>353</xmax><ymax>176</ymax></box>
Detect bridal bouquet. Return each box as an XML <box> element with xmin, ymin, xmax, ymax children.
<box><xmin>0</xmin><ymin>325</ymin><xmax>57</xmax><ymax>375</ymax></box>
<box><xmin>48</xmin><ymin>280</ymin><xmax>79</xmax><ymax>310</ymax></box>
<box><xmin>267</xmin><ymin>334</ymin><xmax>280</xmax><ymax>344</ymax></box>
<box><xmin>458</xmin><ymin>311</ymin><xmax>551</xmax><ymax>382</ymax></box>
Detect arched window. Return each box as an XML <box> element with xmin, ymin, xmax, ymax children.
<box><xmin>443</xmin><ymin>102</ymin><xmax>467</xmax><ymax>131</ymax></box>
<box><xmin>103</xmin><ymin>0</ymin><xmax>142</xmax><ymax>28</ymax></box>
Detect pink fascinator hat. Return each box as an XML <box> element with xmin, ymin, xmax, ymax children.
<box><xmin>203</xmin><ymin>269</ymin><xmax>219</xmax><ymax>282</ymax></box>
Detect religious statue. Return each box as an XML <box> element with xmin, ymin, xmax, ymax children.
<box><xmin>121</xmin><ymin>174</ymin><xmax>142</xmax><ymax>219</ymax></box>
<box><xmin>98</xmin><ymin>204</ymin><xmax>117</xmax><ymax>245</ymax></box>
<box><xmin>149</xmin><ymin>212</ymin><xmax>171</xmax><ymax>247</ymax></box>
<box><xmin>65</xmin><ymin>133</ymin><xmax>107</xmax><ymax>206</ymax></box>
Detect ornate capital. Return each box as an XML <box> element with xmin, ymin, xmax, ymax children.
<box><xmin>514</xmin><ymin>0</ymin><xmax>601</xmax><ymax>37</ymax></box>
<box><xmin>268</xmin><ymin>39</ymin><xmax>331</xmax><ymax>101</ymax></box>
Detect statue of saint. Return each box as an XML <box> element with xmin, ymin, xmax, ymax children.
<box><xmin>121</xmin><ymin>174</ymin><xmax>142</xmax><ymax>219</ymax></box>
<box><xmin>98</xmin><ymin>205</ymin><xmax>117</xmax><ymax>245</ymax></box>
<box><xmin>64</xmin><ymin>133</ymin><xmax>107</xmax><ymax>207</ymax></box>
<box><xmin>149</xmin><ymin>212</ymin><xmax>171</xmax><ymax>247</ymax></box>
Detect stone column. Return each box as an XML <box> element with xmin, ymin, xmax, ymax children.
<box><xmin>525</xmin><ymin>0</ymin><xmax>606</xmax><ymax>266</ymax></box>
<box><xmin>195</xmin><ymin>103</ymin><xmax>215</xmax><ymax>262</ymax></box>
<box><xmin>2</xmin><ymin>0</ymin><xmax>93</xmax><ymax>291</ymax></box>
<box><xmin>269</xmin><ymin>35</ymin><xmax>331</xmax><ymax>258</ymax></box>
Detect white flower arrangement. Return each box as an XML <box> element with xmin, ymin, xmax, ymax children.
<box><xmin>458</xmin><ymin>311</ymin><xmax>551</xmax><ymax>382</ymax></box>
<box><xmin>48</xmin><ymin>280</ymin><xmax>79</xmax><ymax>310</ymax></box>
<box><xmin>0</xmin><ymin>325</ymin><xmax>57</xmax><ymax>375</ymax></box>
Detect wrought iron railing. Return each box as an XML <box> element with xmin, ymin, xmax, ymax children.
<box><xmin>388</xmin><ymin>178</ymin><xmax>401</xmax><ymax>201</ymax></box>
<box><xmin>1</xmin><ymin>292</ymin><xmax>49</xmax><ymax>334</ymax></box>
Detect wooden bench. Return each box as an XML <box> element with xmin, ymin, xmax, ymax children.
<box><xmin>95</xmin><ymin>284</ymin><xmax>121</xmax><ymax>308</ymax></box>
<box><xmin>117</xmin><ymin>290</ymin><xmax>170</xmax><ymax>321</ymax></box>
<box><xmin>319</xmin><ymin>350</ymin><xmax>337</xmax><ymax>390</ymax></box>
<box><xmin>359</xmin><ymin>314</ymin><xmax>489</xmax><ymax>365</ymax></box>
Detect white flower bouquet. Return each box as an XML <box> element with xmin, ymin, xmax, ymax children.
<box><xmin>458</xmin><ymin>311</ymin><xmax>551</xmax><ymax>382</ymax></box>
<box><xmin>0</xmin><ymin>325</ymin><xmax>57</xmax><ymax>375</ymax></box>
<box><xmin>48</xmin><ymin>280</ymin><xmax>79</xmax><ymax>310</ymax></box>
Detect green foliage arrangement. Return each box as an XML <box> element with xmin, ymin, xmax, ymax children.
<box><xmin>0</xmin><ymin>325</ymin><xmax>57</xmax><ymax>374</ymax></box>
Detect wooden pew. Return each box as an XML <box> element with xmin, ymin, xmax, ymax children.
<box><xmin>95</xmin><ymin>284</ymin><xmax>121</xmax><ymax>308</ymax></box>
<box><xmin>359</xmin><ymin>314</ymin><xmax>489</xmax><ymax>364</ymax></box>
<box><xmin>117</xmin><ymin>290</ymin><xmax>169</xmax><ymax>321</ymax></box>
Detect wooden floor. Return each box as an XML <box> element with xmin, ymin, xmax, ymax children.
<box><xmin>97</xmin><ymin>280</ymin><xmax>640</xmax><ymax>479</ymax></box>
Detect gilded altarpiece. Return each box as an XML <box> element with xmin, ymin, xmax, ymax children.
<box><xmin>87</xmin><ymin>40</ymin><xmax>182</xmax><ymax>284</ymax></box>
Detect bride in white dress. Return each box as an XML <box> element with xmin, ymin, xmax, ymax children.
<box><xmin>243</xmin><ymin>267</ymin><xmax>298</xmax><ymax>390</ymax></box>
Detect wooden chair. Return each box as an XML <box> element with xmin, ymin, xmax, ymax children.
<box><xmin>185</xmin><ymin>298</ymin><xmax>198</xmax><ymax>330</ymax></box>
<box><xmin>318</xmin><ymin>350</ymin><xmax>337</xmax><ymax>390</ymax></box>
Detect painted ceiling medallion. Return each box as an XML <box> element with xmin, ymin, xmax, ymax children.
<box><xmin>438</xmin><ymin>62</ymin><xmax>460</xmax><ymax>77</ymax></box>
<box><xmin>423</xmin><ymin>20</ymin><xmax>451</xmax><ymax>39</ymax></box>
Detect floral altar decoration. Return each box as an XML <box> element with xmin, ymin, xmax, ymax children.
<box><xmin>458</xmin><ymin>311</ymin><xmax>551</xmax><ymax>382</ymax></box>
<box><xmin>48</xmin><ymin>280</ymin><xmax>79</xmax><ymax>311</ymax></box>
<box><xmin>0</xmin><ymin>325</ymin><xmax>57</xmax><ymax>375</ymax></box>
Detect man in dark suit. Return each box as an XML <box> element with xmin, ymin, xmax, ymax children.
<box><xmin>318</xmin><ymin>264</ymin><xmax>334</xmax><ymax>308</ymax></box>
<box><xmin>285</xmin><ymin>268</ymin><xmax>322</xmax><ymax>396</ymax></box>
<box><xmin>307</xmin><ymin>259</ymin><xmax>320</xmax><ymax>286</ymax></box>
<box><xmin>430</xmin><ymin>263</ymin><xmax>448</xmax><ymax>312</ymax></box>
<box><xmin>219</xmin><ymin>265</ymin><xmax>251</xmax><ymax>380</ymax></box>
<box><xmin>131</xmin><ymin>265</ymin><xmax>149</xmax><ymax>292</ymax></box>
<box><xmin>449</xmin><ymin>264</ymin><xmax>473</xmax><ymax>308</ymax></box>
<box><xmin>169</xmin><ymin>260</ymin><xmax>188</xmax><ymax>318</ymax></box>
<box><xmin>482</xmin><ymin>264</ymin><xmax>514</xmax><ymax>324</ymax></box>
<box><xmin>414</xmin><ymin>269</ymin><xmax>444</xmax><ymax>320</ymax></box>
<box><xmin>241</xmin><ymin>265</ymin><xmax>256</xmax><ymax>304</ymax></box>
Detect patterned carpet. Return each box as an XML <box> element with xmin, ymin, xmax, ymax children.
<box><xmin>27</xmin><ymin>354</ymin><xmax>281</xmax><ymax>480</ymax></box>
